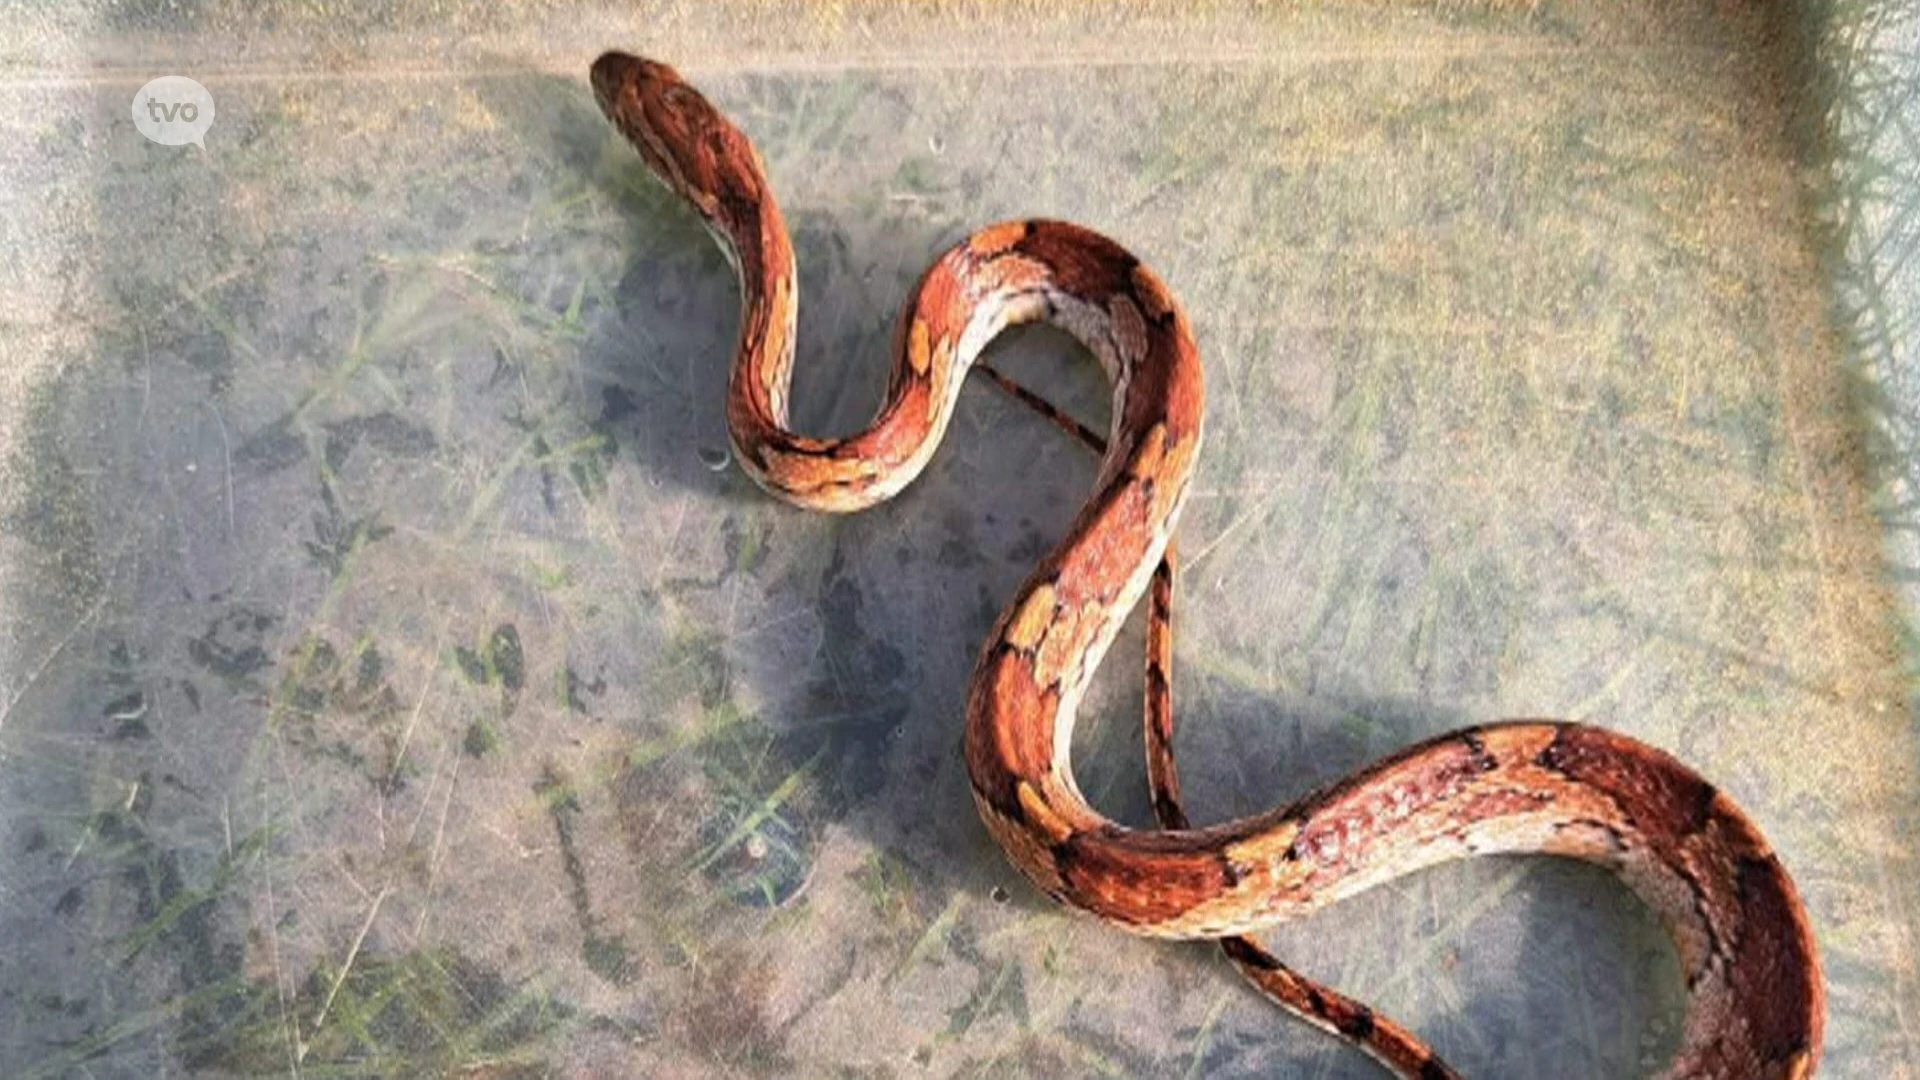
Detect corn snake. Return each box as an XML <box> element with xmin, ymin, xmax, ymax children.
<box><xmin>590</xmin><ymin>51</ymin><xmax>1824</xmax><ymax>1078</ymax></box>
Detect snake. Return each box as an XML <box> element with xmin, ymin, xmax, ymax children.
<box><xmin>590</xmin><ymin>51</ymin><xmax>1826</xmax><ymax>1079</ymax></box>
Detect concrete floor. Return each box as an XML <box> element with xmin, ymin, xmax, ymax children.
<box><xmin>1</xmin><ymin>2</ymin><xmax>1914</xmax><ymax>1077</ymax></box>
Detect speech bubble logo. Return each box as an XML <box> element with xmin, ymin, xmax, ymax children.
<box><xmin>132</xmin><ymin>76</ymin><xmax>215</xmax><ymax>148</ymax></box>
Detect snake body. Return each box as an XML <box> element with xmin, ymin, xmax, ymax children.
<box><xmin>591</xmin><ymin>52</ymin><xmax>1825</xmax><ymax>1078</ymax></box>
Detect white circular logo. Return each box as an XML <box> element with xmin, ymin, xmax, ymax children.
<box><xmin>132</xmin><ymin>76</ymin><xmax>215</xmax><ymax>148</ymax></box>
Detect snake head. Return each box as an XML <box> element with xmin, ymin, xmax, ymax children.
<box><xmin>589</xmin><ymin>52</ymin><xmax>682</xmax><ymax>124</ymax></box>
<box><xmin>590</xmin><ymin>51</ymin><xmax>765</xmax><ymax>223</ymax></box>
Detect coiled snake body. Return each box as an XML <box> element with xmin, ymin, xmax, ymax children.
<box><xmin>591</xmin><ymin>52</ymin><xmax>1824</xmax><ymax>1079</ymax></box>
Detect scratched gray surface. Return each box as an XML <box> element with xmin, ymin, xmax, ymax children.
<box><xmin>1</xmin><ymin>2</ymin><xmax>1915</xmax><ymax>1077</ymax></box>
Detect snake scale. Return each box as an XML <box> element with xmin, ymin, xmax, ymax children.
<box><xmin>590</xmin><ymin>51</ymin><xmax>1825</xmax><ymax>1079</ymax></box>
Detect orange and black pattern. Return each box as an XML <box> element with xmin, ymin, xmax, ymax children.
<box><xmin>592</xmin><ymin>50</ymin><xmax>1825</xmax><ymax>1080</ymax></box>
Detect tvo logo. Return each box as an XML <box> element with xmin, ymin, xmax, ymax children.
<box><xmin>133</xmin><ymin>76</ymin><xmax>215</xmax><ymax>148</ymax></box>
